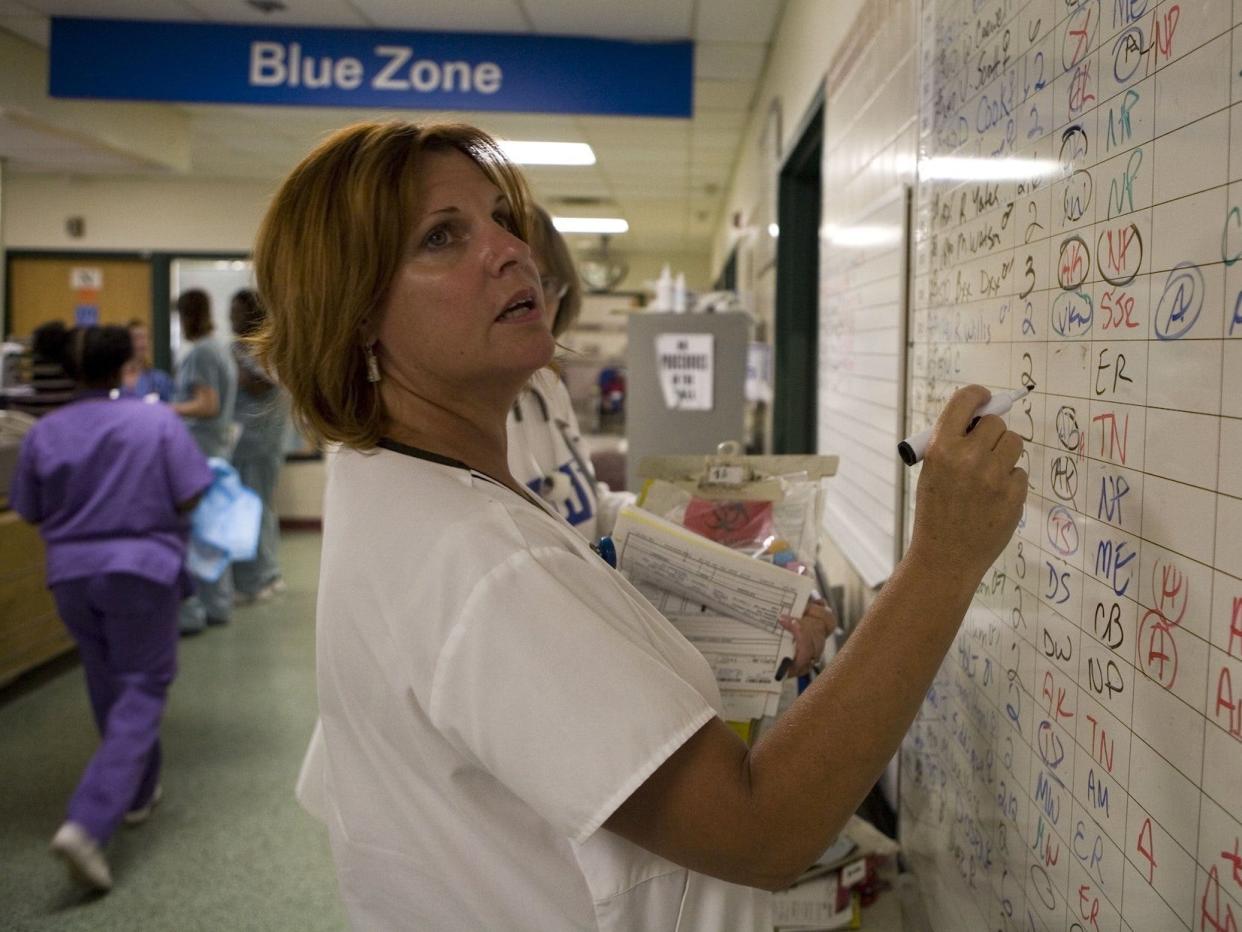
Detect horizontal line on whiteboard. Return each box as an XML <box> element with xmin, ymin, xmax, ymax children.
<box><xmin>922</xmin><ymin>106</ymin><xmax>1235</xmax><ymax>245</ymax></box>
<box><xmin>826</xmin><ymin>471</ymin><xmax>894</xmax><ymax>515</ymax></box>
<box><xmin>824</xmin><ymin>434</ymin><xmax>897</xmax><ymax>463</ymax></box>
<box><xmin>920</xmin><ymin>170</ymin><xmax>1237</xmax><ymax>267</ymax></box>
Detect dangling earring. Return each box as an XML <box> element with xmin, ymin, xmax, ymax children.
<box><xmin>364</xmin><ymin>343</ymin><xmax>381</xmax><ymax>383</ymax></box>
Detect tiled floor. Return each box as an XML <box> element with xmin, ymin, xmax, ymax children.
<box><xmin>0</xmin><ymin>532</ymin><xmax>346</xmax><ymax>931</ymax></box>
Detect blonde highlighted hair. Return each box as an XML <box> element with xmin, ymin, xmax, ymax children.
<box><xmin>252</xmin><ymin>120</ymin><xmax>534</xmax><ymax>449</ymax></box>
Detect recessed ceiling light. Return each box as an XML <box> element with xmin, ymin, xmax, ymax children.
<box><xmin>552</xmin><ymin>217</ymin><xmax>629</xmax><ymax>234</ymax></box>
<box><xmin>498</xmin><ymin>141</ymin><xmax>596</xmax><ymax>166</ymax></box>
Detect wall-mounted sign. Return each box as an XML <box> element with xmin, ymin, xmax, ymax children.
<box><xmin>49</xmin><ymin>18</ymin><xmax>693</xmax><ymax>118</ymax></box>
<box><xmin>70</xmin><ymin>267</ymin><xmax>103</xmax><ymax>290</ymax></box>
<box><xmin>655</xmin><ymin>333</ymin><xmax>714</xmax><ymax>412</ymax></box>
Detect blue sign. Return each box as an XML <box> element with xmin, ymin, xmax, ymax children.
<box><xmin>49</xmin><ymin>18</ymin><xmax>693</xmax><ymax>118</ymax></box>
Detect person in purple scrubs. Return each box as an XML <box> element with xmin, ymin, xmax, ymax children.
<box><xmin>8</xmin><ymin>325</ymin><xmax>212</xmax><ymax>892</ymax></box>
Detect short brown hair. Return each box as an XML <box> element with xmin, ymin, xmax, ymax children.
<box><xmin>529</xmin><ymin>205</ymin><xmax>582</xmax><ymax>339</ymax></box>
<box><xmin>253</xmin><ymin>121</ymin><xmax>534</xmax><ymax>450</ymax></box>
<box><xmin>177</xmin><ymin>289</ymin><xmax>213</xmax><ymax>340</ymax></box>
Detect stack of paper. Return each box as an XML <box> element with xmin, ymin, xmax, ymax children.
<box><xmin>772</xmin><ymin>877</ymin><xmax>859</xmax><ymax>931</ymax></box>
<box><xmin>612</xmin><ymin>506</ymin><xmax>814</xmax><ymax>720</ymax></box>
<box><xmin>772</xmin><ymin>816</ymin><xmax>902</xmax><ymax>930</ymax></box>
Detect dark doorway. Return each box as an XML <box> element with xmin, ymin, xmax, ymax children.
<box><xmin>772</xmin><ymin>102</ymin><xmax>823</xmax><ymax>454</ymax></box>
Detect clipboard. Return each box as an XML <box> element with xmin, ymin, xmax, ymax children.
<box><xmin>636</xmin><ymin>441</ymin><xmax>839</xmax><ymax>502</ymax></box>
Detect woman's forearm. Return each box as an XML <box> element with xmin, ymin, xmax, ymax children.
<box><xmin>172</xmin><ymin>385</ymin><xmax>220</xmax><ymax>419</ymax></box>
<box><xmin>742</xmin><ymin>549</ymin><xmax>978</xmax><ymax>881</ymax></box>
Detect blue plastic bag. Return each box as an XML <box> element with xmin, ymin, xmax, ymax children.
<box><xmin>187</xmin><ymin>458</ymin><xmax>262</xmax><ymax>582</ymax></box>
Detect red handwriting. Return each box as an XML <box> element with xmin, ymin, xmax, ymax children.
<box><xmin>1085</xmin><ymin>713</ymin><xmax>1115</xmax><ymax>773</ymax></box>
<box><xmin>1101</xmin><ymin>289</ymin><xmax>1140</xmax><ymax>330</ymax></box>
<box><xmin>1154</xmin><ymin>560</ymin><xmax>1189</xmax><ymax>627</ymax></box>
<box><xmin>1066</xmin><ymin>5</ymin><xmax>1095</xmax><ymax>69</ymax></box>
<box><xmin>1138</xmin><ymin>559</ymin><xmax>1188</xmax><ymax>690</ymax></box>
<box><xmin>1153</xmin><ymin>6</ymin><xmax>1180</xmax><ymax>66</ymax></box>
<box><xmin>1099</xmin><ymin>223</ymin><xmax>1143</xmax><ymax>286</ymax></box>
<box><xmin>1202</xmin><ymin>865</ymin><xmax>1239</xmax><ymax>932</ymax></box>
<box><xmin>1078</xmin><ymin>884</ymin><xmax>1101</xmax><ymax>931</ymax></box>
<box><xmin>1222</xmin><ymin>839</ymin><xmax>1242</xmax><ymax>889</ymax></box>
<box><xmin>1069</xmin><ymin>62</ymin><xmax>1097</xmax><ymax>116</ymax></box>
<box><xmin>1137</xmin><ymin>817</ymin><xmax>1157</xmax><ymax>884</ymax></box>
<box><xmin>1139</xmin><ymin>611</ymin><xmax>1180</xmax><ymax>689</ymax></box>
<box><xmin>1093</xmin><ymin>412</ymin><xmax>1129</xmax><ymax>464</ymax></box>
<box><xmin>1230</xmin><ymin>597</ymin><xmax>1242</xmax><ymax>659</ymax></box>
<box><xmin>1217</xmin><ymin>666</ymin><xmax>1241</xmax><ymax>741</ymax></box>
<box><xmin>1042</xmin><ymin>670</ymin><xmax>1074</xmax><ymax>721</ymax></box>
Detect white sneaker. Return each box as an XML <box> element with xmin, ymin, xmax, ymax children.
<box><xmin>50</xmin><ymin>822</ymin><xmax>112</xmax><ymax>891</ymax></box>
<box><xmin>124</xmin><ymin>784</ymin><xmax>162</xmax><ymax>826</ymax></box>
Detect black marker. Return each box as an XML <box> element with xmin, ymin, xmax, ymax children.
<box><xmin>898</xmin><ymin>384</ymin><xmax>1035</xmax><ymax>466</ymax></box>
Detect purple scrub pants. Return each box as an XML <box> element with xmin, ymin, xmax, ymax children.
<box><xmin>50</xmin><ymin>573</ymin><xmax>179</xmax><ymax>845</ymax></box>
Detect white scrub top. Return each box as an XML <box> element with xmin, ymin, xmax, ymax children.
<box><xmin>302</xmin><ymin>442</ymin><xmax>770</xmax><ymax>931</ymax></box>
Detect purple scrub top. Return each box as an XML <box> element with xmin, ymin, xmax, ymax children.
<box><xmin>8</xmin><ymin>392</ymin><xmax>213</xmax><ymax>588</ymax></box>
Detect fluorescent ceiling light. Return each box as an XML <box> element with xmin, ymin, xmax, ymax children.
<box><xmin>552</xmin><ymin>217</ymin><xmax>629</xmax><ymax>234</ymax></box>
<box><xmin>499</xmin><ymin>140</ymin><xmax>596</xmax><ymax>165</ymax></box>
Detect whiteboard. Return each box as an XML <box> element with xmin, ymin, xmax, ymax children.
<box><xmin>819</xmin><ymin>0</ymin><xmax>920</xmax><ymax>589</ymax></box>
<box><xmin>899</xmin><ymin>2</ymin><xmax>1242</xmax><ymax>931</ymax></box>
<box><xmin>820</xmin><ymin>185</ymin><xmax>909</xmax><ymax>587</ymax></box>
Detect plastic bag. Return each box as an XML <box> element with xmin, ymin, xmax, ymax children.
<box><xmin>640</xmin><ymin>473</ymin><xmax>820</xmax><ymax>576</ymax></box>
<box><xmin>186</xmin><ymin>457</ymin><xmax>262</xmax><ymax>582</ymax></box>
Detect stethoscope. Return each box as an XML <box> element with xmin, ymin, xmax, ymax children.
<box><xmin>512</xmin><ymin>384</ymin><xmax>598</xmax><ymax>504</ymax></box>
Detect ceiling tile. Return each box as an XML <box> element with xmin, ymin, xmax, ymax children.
<box><xmin>693</xmin><ymin>0</ymin><xmax>782</xmax><ymax>43</ymax></box>
<box><xmin>0</xmin><ymin>14</ymin><xmax>48</xmax><ymax>43</ymax></box>
<box><xmin>16</xmin><ymin>0</ymin><xmax>200</xmax><ymax>18</ymax></box>
<box><xmin>694</xmin><ymin>41</ymin><xmax>766</xmax><ymax>81</ymax></box>
<box><xmin>694</xmin><ymin>79</ymin><xmax>754</xmax><ymax>113</ymax></box>
<box><xmin>184</xmin><ymin>0</ymin><xmax>369</xmax><ymax>26</ymax></box>
<box><xmin>349</xmin><ymin>0</ymin><xmax>527</xmax><ymax>31</ymax></box>
<box><xmin>523</xmin><ymin>0</ymin><xmax>691</xmax><ymax>39</ymax></box>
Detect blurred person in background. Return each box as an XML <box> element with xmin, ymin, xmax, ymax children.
<box><xmin>506</xmin><ymin>205</ymin><xmax>634</xmax><ymax>540</ymax></box>
<box><xmin>171</xmin><ymin>289</ymin><xmax>237</xmax><ymax>632</ymax></box>
<box><xmin>11</xmin><ymin>320</ymin><xmax>76</xmax><ymax>417</ymax></box>
<box><xmin>121</xmin><ymin>318</ymin><xmax>174</xmax><ymax>402</ymax></box>
<box><xmin>9</xmin><ymin>325</ymin><xmax>211</xmax><ymax>892</ymax></box>
<box><xmin>229</xmin><ymin>288</ymin><xmax>289</xmax><ymax>603</ymax></box>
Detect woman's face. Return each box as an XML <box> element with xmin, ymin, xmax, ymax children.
<box><xmin>375</xmin><ymin>148</ymin><xmax>553</xmax><ymax>397</ymax></box>
<box><xmin>129</xmin><ymin>325</ymin><xmax>149</xmax><ymax>362</ymax></box>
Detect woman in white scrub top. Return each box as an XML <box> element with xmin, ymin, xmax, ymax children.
<box><xmin>507</xmin><ymin>205</ymin><xmax>632</xmax><ymax>542</ymax></box>
<box><xmin>254</xmin><ymin>121</ymin><xmax>1028</xmax><ymax>931</ymax></box>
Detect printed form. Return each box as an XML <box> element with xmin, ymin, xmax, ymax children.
<box><xmin>612</xmin><ymin>505</ymin><xmax>815</xmax><ymax>633</ymax></box>
<box><xmin>613</xmin><ymin>506</ymin><xmax>814</xmax><ymax>719</ymax></box>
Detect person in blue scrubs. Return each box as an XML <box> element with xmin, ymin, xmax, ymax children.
<box><xmin>229</xmin><ymin>289</ymin><xmax>289</xmax><ymax>602</ymax></box>
<box><xmin>121</xmin><ymin>319</ymin><xmax>174</xmax><ymax>402</ymax></box>
<box><xmin>172</xmin><ymin>289</ymin><xmax>237</xmax><ymax>632</ymax></box>
<box><xmin>10</xmin><ymin>325</ymin><xmax>212</xmax><ymax>891</ymax></box>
